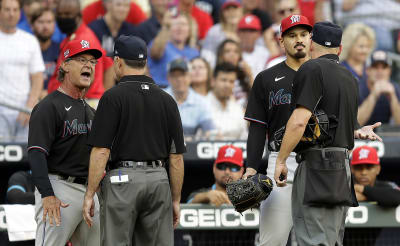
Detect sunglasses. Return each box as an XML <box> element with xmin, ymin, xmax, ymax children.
<box><xmin>278</xmin><ymin>8</ymin><xmax>295</xmax><ymax>15</ymax></box>
<box><xmin>216</xmin><ymin>163</ymin><xmax>241</xmax><ymax>172</ymax></box>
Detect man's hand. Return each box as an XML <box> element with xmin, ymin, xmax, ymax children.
<box><xmin>82</xmin><ymin>192</ymin><xmax>95</xmax><ymax>228</ymax></box>
<box><xmin>242</xmin><ymin>167</ymin><xmax>257</xmax><ymax>180</ymax></box>
<box><xmin>16</xmin><ymin>112</ymin><xmax>30</xmax><ymax>127</ymax></box>
<box><xmin>42</xmin><ymin>196</ymin><xmax>69</xmax><ymax>226</ymax></box>
<box><xmin>172</xmin><ymin>200</ymin><xmax>180</xmax><ymax>229</ymax></box>
<box><xmin>206</xmin><ymin>190</ymin><xmax>231</xmax><ymax>207</ymax></box>
<box><xmin>274</xmin><ymin>158</ymin><xmax>288</xmax><ymax>187</ymax></box>
<box><xmin>354</xmin><ymin>122</ymin><xmax>382</xmax><ymax>141</ymax></box>
<box><xmin>354</xmin><ymin>184</ymin><xmax>365</xmax><ymax>193</ymax></box>
<box><xmin>355</xmin><ymin>191</ymin><xmax>367</xmax><ymax>202</ymax></box>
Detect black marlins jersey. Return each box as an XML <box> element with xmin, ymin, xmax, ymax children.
<box><xmin>244</xmin><ymin>61</ymin><xmax>296</xmax><ymax>151</ymax></box>
<box><xmin>28</xmin><ymin>90</ymin><xmax>95</xmax><ymax>177</ymax></box>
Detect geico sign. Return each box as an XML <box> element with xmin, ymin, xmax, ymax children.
<box><xmin>0</xmin><ymin>145</ymin><xmax>23</xmax><ymax>162</ymax></box>
<box><xmin>345</xmin><ymin>206</ymin><xmax>368</xmax><ymax>224</ymax></box>
<box><xmin>197</xmin><ymin>142</ymin><xmax>247</xmax><ymax>159</ymax></box>
<box><xmin>353</xmin><ymin>141</ymin><xmax>384</xmax><ymax>157</ymax></box>
<box><xmin>180</xmin><ymin>208</ymin><xmax>259</xmax><ymax>228</ymax></box>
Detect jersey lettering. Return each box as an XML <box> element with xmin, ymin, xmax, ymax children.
<box><xmin>269</xmin><ymin>89</ymin><xmax>291</xmax><ymax>109</ymax></box>
<box><xmin>62</xmin><ymin>119</ymin><xmax>92</xmax><ymax>137</ymax></box>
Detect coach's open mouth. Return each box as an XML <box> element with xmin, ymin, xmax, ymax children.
<box><xmin>81</xmin><ymin>71</ymin><xmax>91</xmax><ymax>78</ymax></box>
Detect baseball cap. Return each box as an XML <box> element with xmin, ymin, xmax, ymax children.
<box><xmin>238</xmin><ymin>14</ymin><xmax>261</xmax><ymax>31</ymax></box>
<box><xmin>215</xmin><ymin>145</ymin><xmax>244</xmax><ymax>167</ymax></box>
<box><xmin>280</xmin><ymin>14</ymin><xmax>312</xmax><ymax>36</ymax></box>
<box><xmin>168</xmin><ymin>58</ymin><xmax>189</xmax><ymax>73</ymax></box>
<box><xmin>62</xmin><ymin>39</ymin><xmax>102</xmax><ymax>62</ymax></box>
<box><xmin>222</xmin><ymin>0</ymin><xmax>241</xmax><ymax>10</ymax></box>
<box><xmin>311</xmin><ymin>21</ymin><xmax>342</xmax><ymax>48</ymax></box>
<box><xmin>107</xmin><ymin>35</ymin><xmax>147</xmax><ymax>61</ymax></box>
<box><xmin>351</xmin><ymin>146</ymin><xmax>380</xmax><ymax>165</ymax></box>
<box><xmin>369</xmin><ymin>50</ymin><xmax>392</xmax><ymax>67</ymax></box>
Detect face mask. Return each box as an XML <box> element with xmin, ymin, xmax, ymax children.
<box><xmin>56</xmin><ymin>17</ymin><xmax>78</xmax><ymax>35</ymax></box>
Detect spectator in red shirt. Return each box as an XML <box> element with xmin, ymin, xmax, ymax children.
<box><xmin>48</xmin><ymin>0</ymin><xmax>113</xmax><ymax>108</ymax></box>
<box><xmin>82</xmin><ymin>0</ymin><xmax>147</xmax><ymax>26</ymax></box>
<box><xmin>179</xmin><ymin>0</ymin><xmax>213</xmax><ymax>40</ymax></box>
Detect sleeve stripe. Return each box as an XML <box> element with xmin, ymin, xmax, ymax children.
<box><xmin>243</xmin><ymin>117</ymin><xmax>267</xmax><ymax>126</ymax></box>
<box><xmin>7</xmin><ymin>185</ymin><xmax>26</xmax><ymax>193</ymax></box>
<box><xmin>27</xmin><ymin>146</ymin><xmax>49</xmax><ymax>155</ymax></box>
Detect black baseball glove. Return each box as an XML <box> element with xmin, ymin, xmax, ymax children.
<box><xmin>226</xmin><ymin>174</ymin><xmax>273</xmax><ymax>213</ymax></box>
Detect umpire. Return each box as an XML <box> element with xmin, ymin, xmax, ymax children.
<box><xmin>273</xmin><ymin>22</ymin><xmax>382</xmax><ymax>245</ymax></box>
<box><xmin>82</xmin><ymin>35</ymin><xmax>185</xmax><ymax>246</ymax></box>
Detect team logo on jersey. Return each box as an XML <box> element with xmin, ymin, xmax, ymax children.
<box><xmin>64</xmin><ymin>49</ymin><xmax>70</xmax><ymax>58</ymax></box>
<box><xmin>62</xmin><ymin>119</ymin><xmax>92</xmax><ymax>137</ymax></box>
<box><xmin>358</xmin><ymin>148</ymin><xmax>370</xmax><ymax>160</ymax></box>
<box><xmin>290</xmin><ymin>15</ymin><xmax>301</xmax><ymax>24</ymax></box>
<box><xmin>224</xmin><ymin>147</ymin><xmax>236</xmax><ymax>158</ymax></box>
<box><xmin>269</xmin><ymin>89</ymin><xmax>291</xmax><ymax>109</ymax></box>
<box><xmin>80</xmin><ymin>40</ymin><xmax>90</xmax><ymax>49</ymax></box>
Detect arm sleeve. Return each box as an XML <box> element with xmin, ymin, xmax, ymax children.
<box><xmin>244</xmin><ymin>73</ymin><xmax>268</xmax><ymax>126</ymax></box>
<box><xmin>363</xmin><ymin>185</ymin><xmax>400</xmax><ymax>207</ymax></box>
<box><xmin>292</xmin><ymin>62</ymin><xmax>323</xmax><ymax>112</ymax></box>
<box><xmin>28</xmin><ymin>149</ymin><xmax>54</xmax><ymax>198</ymax></box>
<box><xmin>246</xmin><ymin>121</ymin><xmax>267</xmax><ymax>170</ymax></box>
<box><xmin>354</xmin><ymin>78</ymin><xmax>361</xmax><ymax>130</ymax></box>
<box><xmin>87</xmin><ymin>92</ymin><xmax>121</xmax><ymax>148</ymax></box>
<box><xmin>167</xmin><ymin>97</ymin><xmax>186</xmax><ymax>154</ymax></box>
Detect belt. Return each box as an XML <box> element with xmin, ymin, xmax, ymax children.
<box><xmin>296</xmin><ymin>147</ymin><xmax>349</xmax><ymax>163</ymax></box>
<box><xmin>55</xmin><ymin>174</ymin><xmax>87</xmax><ymax>185</ymax></box>
<box><xmin>110</xmin><ymin>160</ymin><xmax>165</xmax><ymax>170</ymax></box>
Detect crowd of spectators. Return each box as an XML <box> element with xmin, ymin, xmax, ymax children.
<box><xmin>1</xmin><ymin>0</ymin><xmax>400</xmax><ymax>143</ymax></box>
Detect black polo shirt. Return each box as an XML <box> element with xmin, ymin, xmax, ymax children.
<box><xmin>87</xmin><ymin>75</ymin><xmax>186</xmax><ymax>162</ymax></box>
<box><xmin>292</xmin><ymin>54</ymin><xmax>360</xmax><ymax>150</ymax></box>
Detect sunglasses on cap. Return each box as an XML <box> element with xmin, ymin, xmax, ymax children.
<box><xmin>216</xmin><ymin>163</ymin><xmax>241</xmax><ymax>172</ymax></box>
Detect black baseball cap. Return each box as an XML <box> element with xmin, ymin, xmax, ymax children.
<box><xmin>168</xmin><ymin>58</ymin><xmax>189</xmax><ymax>73</ymax></box>
<box><xmin>312</xmin><ymin>21</ymin><xmax>342</xmax><ymax>48</ymax></box>
<box><xmin>369</xmin><ymin>50</ymin><xmax>392</xmax><ymax>67</ymax></box>
<box><xmin>107</xmin><ymin>35</ymin><xmax>147</xmax><ymax>60</ymax></box>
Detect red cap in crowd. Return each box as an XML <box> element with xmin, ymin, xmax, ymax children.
<box><xmin>222</xmin><ymin>0</ymin><xmax>241</xmax><ymax>10</ymax></box>
<box><xmin>238</xmin><ymin>14</ymin><xmax>261</xmax><ymax>31</ymax></box>
<box><xmin>215</xmin><ymin>145</ymin><xmax>244</xmax><ymax>167</ymax></box>
<box><xmin>62</xmin><ymin>39</ymin><xmax>102</xmax><ymax>62</ymax></box>
<box><xmin>351</xmin><ymin>146</ymin><xmax>380</xmax><ymax>165</ymax></box>
<box><xmin>280</xmin><ymin>14</ymin><xmax>312</xmax><ymax>36</ymax></box>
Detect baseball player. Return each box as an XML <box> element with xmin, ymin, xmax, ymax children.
<box><xmin>242</xmin><ymin>15</ymin><xmax>313</xmax><ymax>246</ymax></box>
<box><xmin>27</xmin><ymin>39</ymin><xmax>102</xmax><ymax>246</ymax></box>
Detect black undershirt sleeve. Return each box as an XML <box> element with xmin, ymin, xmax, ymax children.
<box><xmin>363</xmin><ymin>186</ymin><xmax>400</xmax><ymax>207</ymax></box>
<box><xmin>247</xmin><ymin>122</ymin><xmax>267</xmax><ymax>171</ymax></box>
<box><xmin>28</xmin><ymin>149</ymin><xmax>54</xmax><ymax>198</ymax></box>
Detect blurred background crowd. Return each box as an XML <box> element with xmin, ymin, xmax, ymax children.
<box><xmin>1</xmin><ymin>0</ymin><xmax>400</xmax><ymax>143</ymax></box>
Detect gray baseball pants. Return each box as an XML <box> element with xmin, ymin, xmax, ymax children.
<box><xmin>34</xmin><ymin>174</ymin><xmax>100</xmax><ymax>246</ymax></box>
<box><xmin>291</xmin><ymin>160</ymin><xmax>350</xmax><ymax>246</ymax></box>
<box><xmin>99</xmin><ymin>166</ymin><xmax>173</xmax><ymax>246</ymax></box>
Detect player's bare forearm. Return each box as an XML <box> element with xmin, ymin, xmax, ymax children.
<box><xmin>277</xmin><ymin>107</ymin><xmax>311</xmax><ymax>161</ymax></box>
<box><xmin>27</xmin><ymin>72</ymin><xmax>44</xmax><ymax>108</ymax></box>
<box><xmin>169</xmin><ymin>153</ymin><xmax>184</xmax><ymax>203</ymax></box>
<box><xmin>86</xmin><ymin>147</ymin><xmax>110</xmax><ymax>197</ymax></box>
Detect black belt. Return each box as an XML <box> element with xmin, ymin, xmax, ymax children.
<box><xmin>296</xmin><ymin>147</ymin><xmax>349</xmax><ymax>163</ymax></box>
<box><xmin>110</xmin><ymin>160</ymin><xmax>165</xmax><ymax>170</ymax></box>
<box><xmin>56</xmin><ymin>174</ymin><xmax>87</xmax><ymax>185</ymax></box>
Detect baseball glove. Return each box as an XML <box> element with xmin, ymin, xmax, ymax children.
<box><xmin>226</xmin><ymin>174</ymin><xmax>273</xmax><ymax>213</ymax></box>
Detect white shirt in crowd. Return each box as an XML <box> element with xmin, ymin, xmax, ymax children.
<box><xmin>0</xmin><ymin>29</ymin><xmax>45</xmax><ymax>107</ymax></box>
<box><xmin>242</xmin><ymin>45</ymin><xmax>269</xmax><ymax>78</ymax></box>
<box><xmin>206</xmin><ymin>91</ymin><xmax>248</xmax><ymax>140</ymax></box>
